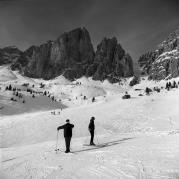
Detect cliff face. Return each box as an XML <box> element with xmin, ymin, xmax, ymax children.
<box><xmin>2</xmin><ymin>27</ymin><xmax>134</xmax><ymax>81</ymax></box>
<box><xmin>139</xmin><ymin>29</ymin><xmax>179</xmax><ymax>80</ymax></box>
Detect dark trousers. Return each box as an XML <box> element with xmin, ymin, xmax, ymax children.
<box><xmin>65</xmin><ymin>137</ymin><xmax>71</xmax><ymax>151</ymax></box>
<box><xmin>90</xmin><ymin>130</ymin><xmax>94</xmax><ymax>144</ymax></box>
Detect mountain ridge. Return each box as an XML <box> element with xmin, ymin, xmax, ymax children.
<box><xmin>0</xmin><ymin>27</ymin><xmax>134</xmax><ymax>82</ymax></box>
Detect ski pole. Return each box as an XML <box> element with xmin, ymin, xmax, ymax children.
<box><xmin>55</xmin><ymin>130</ymin><xmax>59</xmax><ymax>153</ymax></box>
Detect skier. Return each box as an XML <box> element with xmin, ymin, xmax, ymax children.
<box><xmin>88</xmin><ymin>117</ymin><xmax>95</xmax><ymax>145</ymax></box>
<box><xmin>57</xmin><ymin>119</ymin><xmax>74</xmax><ymax>153</ymax></box>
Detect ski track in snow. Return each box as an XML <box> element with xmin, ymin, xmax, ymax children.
<box><xmin>1</xmin><ymin>66</ymin><xmax>179</xmax><ymax>179</ymax></box>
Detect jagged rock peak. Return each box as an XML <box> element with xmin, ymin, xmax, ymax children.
<box><xmin>90</xmin><ymin>37</ymin><xmax>133</xmax><ymax>82</ymax></box>
<box><xmin>138</xmin><ymin>29</ymin><xmax>179</xmax><ymax>80</ymax></box>
<box><xmin>157</xmin><ymin>29</ymin><xmax>179</xmax><ymax>54</ymax></box>
<box><xmin>58</xmin><ymin>27</ymin><xmax>92</xmax><ymax>43</ymax></box>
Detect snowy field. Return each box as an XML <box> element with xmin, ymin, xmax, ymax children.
<box><xmin>1</xmin><ymin>66</ymin><xmax>179</xmax><ymax>179</ymax></box>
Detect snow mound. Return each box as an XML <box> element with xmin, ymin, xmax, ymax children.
<box><xmin>48</xmin><ymin>75</ymin><xmax>71</xmax><ymax>85</ymax></box>
<box><xmin>0</xmin><ymin>66</ymin><xmax>17</xmax><ymax>82</ymax></box>
<box><xmin>72</xmin><ymin>85</ymin><xmax>106</xmax><ymax>98</ymax></box>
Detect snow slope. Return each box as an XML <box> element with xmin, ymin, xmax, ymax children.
<box><xmin>0</xmin><ymin>66</ymin><xmax>17</xmax><ymax>82</ymax></box>
<box><xmin>0</xmin><ymin>66</ymin><xmax>69</xmax><ymax>116</ymax></box>
<box><xmin>1</xmin><ymin>66</ymin><xmax>179</xmax><ymax>179</ymax></box>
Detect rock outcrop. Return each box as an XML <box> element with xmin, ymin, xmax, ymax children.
<box><xmin>138</xmin><ymin>51</ymin><xmax>157</xmax><ymax>75</ymax></box>
<box><xmin>0</xmin><ymin>46</ymin><xmax>22</xmax><ymax>65</ymax></box>
<box><xmin>1</xmin><ymin>27</ymin><xmax>134</xmax><ymax>82</ymax></box>
<box><xmin>139</xmin><ymin>29</ymin><xmax>179</xmax><ymax>80</ymax></box>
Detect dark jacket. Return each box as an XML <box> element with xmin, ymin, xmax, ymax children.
<box><xmin>57</xmin><ymin>123</ymin><xmax>74</xmax><ymax>138</ymax></box>
<box><xmin>88</xmin><ymin>121</ymin><xmax>95</xmax><ymax>131</ymax></box>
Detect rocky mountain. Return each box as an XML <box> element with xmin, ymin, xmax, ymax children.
<box><xmin>88</xmin><ymin>37</ymin><xmax>133</xmax><ymax>82</ymax></box>
<box><xmin>1</xmin><ymin>27</ymin><xmax>134</xmax><ymax>81</ymax></box>
<box><xmin>11</xmin><ymin>28</ymin><xmax>95</xmax><ymax>80</ymax></box>
<box><xmin>0</xmin><ymin>46</ymin><xmax>22</xmax><ymax>65</ymax></box>
<box><xmin>139</xmin><ymin>29</ymin><xmax>179</xmax><ymax>80</ymax></box>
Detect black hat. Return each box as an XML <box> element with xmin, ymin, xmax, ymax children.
<box><xmin>90</xmin><ymin>116</ymin><xmax>95</xmax><ymax>121</ymax></box>
<box><xmin>66</xmin><ymin>119</ymin><xmax>70</xmax><ymax>123</ymax></box>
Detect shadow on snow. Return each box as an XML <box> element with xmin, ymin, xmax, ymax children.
<box><xmin>72</xmin><ymin>137</ymin><xmax>134</xmax><ymax>154</ymax></box>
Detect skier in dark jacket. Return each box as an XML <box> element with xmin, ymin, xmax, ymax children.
<box><xmin>88</xmin><ymin>117</ymin><xmax>95</xmax><ymax>145</ymax></box>
<box><xmin>57</xmin><ymin>119</ymin><xmax>74</xmax><ymax>153</ymax></box>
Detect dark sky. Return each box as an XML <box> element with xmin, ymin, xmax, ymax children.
<box><xmin>0</xmin><ymin>0</ymin><xmax>179</xmax><ymax>63</ymax></box>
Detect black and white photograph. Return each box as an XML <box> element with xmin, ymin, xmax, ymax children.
<box><xmin>1</xmin><ymin>0</ymin><xmax>179</xmax><ymax>178</ymax></box>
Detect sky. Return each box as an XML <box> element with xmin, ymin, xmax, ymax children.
<box><xmin>0</xmin><ymin>0</ymin><xmax>179</xmax><ymax>63</ymax></box>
